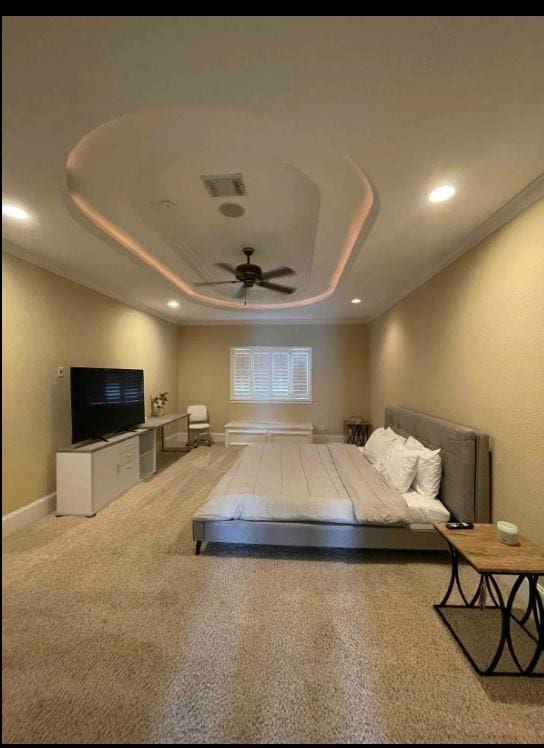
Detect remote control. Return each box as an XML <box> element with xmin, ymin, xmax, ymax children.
<box><xmin>446</xmin><ymin>522</ymin><xmax>474</xmax><ymax>530</ymax></box>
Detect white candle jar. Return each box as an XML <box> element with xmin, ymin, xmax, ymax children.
<box><xmin>496</xmin><ymin>520</ymin><xmax>519</xmax><ymax>546</ymax></box>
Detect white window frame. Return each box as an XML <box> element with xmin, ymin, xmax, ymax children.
<box><xmin>230</xmin><ymin>346</ymin><xmax>312</xmax><ymax>404</ymax></box>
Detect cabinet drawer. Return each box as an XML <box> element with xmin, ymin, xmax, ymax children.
<box><xmin>110</xmin><ymin>439</ymin><xmax>139</xmax><ymax>461</ymax></box>
<box><xmin>116</xmin><ymin>459</ymin><xmax>139</xmax><ymax>492</ymax></box>
<box><xmin>92</xmin><ymin>446</ymin><xmax>139</xmax><ymax>512</ymax></box>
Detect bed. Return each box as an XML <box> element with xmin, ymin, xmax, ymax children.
<box><xmin>192</xmin><ymin>406</ymin><xmax>491</xmax><ymax>554</ymax></box>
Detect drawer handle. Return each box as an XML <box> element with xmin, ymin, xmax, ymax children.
<box><xmin>117</xmin><ymin>460</ymin><xmax>137</xmax><ymax>474</ymax></box>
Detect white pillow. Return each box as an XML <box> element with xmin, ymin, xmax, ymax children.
<box><xmin>386</xmin><ymin>427</ymin><xmax>406</xmax><ymax>444</ymax></box>
<box><xmin>379</xmin><ymin>440</ymin><xmax>420</xmax><ymax>493</ymax></box>
<box><xmin>405</xmin><ymin>436</ymin><xmax>442</xmax><ymax>500</ymax></box>
<box><xmin>362</xmin><ymin>427</ymin><xmax>398</xmax><ymax>464</ymax></box>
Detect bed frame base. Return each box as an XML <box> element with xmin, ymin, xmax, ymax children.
<box><xmin>193</xmin><ymin>520</ymin><xmax>448</xmax><ymax>554</ymax></box>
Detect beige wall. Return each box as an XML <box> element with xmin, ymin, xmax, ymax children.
<box><xmin>5</xmin><ymin>199</ymin><xmax>543</xmax><ymax>544</ymax></box>
<box><xmin>2</xmin><ymin>251</ymin><xmax>178</xmax><ymax>515</ymax></box>
<box><xmin>368</xmin><ymin>198</ymin><xmax>544</xmax><ymax>544</ymax></box>
<box><xmin>177</xmin><ymin>324</ymin><xmax>369</xmax><ymax>435</ymax></box>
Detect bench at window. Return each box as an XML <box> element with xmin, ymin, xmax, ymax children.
<box><xmin>224</xmin><ymin>421</ymin><xmax>314</xmax><ymax>447</ymax></box>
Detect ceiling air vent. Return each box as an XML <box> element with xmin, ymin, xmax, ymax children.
<box><xmin>201</xmin><ymin>173</ymin><xmax>247</xmax><ymax>198</ymax></box>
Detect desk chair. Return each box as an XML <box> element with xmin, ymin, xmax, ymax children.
<box><xmin>187</xmin><ymin>404</ymin><xmax>212</xmax><ymax>447</ymax></box>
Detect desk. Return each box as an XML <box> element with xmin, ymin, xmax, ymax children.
<box><xmin>434</xmin><ymin>522</ymin><xmax>543</xmax><ymax>677</ymax></box>
<box><xmin>137</xmin><ymin>413</ymin><xmax>191</xmax><ymax>453</ymax></box>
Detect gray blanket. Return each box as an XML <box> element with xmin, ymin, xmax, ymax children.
<box><xmin>193</xmin><ymin>443</ymin><xmax>411</xmax><ymax>526</ymax></box>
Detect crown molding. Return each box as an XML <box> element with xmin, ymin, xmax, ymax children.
<box><xmin>367</xmin><ymin>172</ymin><xmax>544</xmax><ymax>322</ymax></box>
<box><xmin>7</xmin><ymin>172</ymin><xmax>541</xmax><ymax>329</ymax></box>
<box><xmin>3</xmin><ymin>240</ymin><xmax>368</xmax><ymax>327</ymax></box>
<box><xmin>2</xmin><ymin>239</ymin><xmax>178</xmax><ymax>327</ymax></box>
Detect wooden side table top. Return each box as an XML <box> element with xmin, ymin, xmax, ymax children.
<box><xmin>434</xmin><ymin>522</ymin><xmax>544</xmax><ymax>575</ymax></box>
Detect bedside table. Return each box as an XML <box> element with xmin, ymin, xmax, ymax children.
<box><xmin>345</xmin><ymin>420</ymin><xmax>369</xmax><ymax>447</ymax></box>
<box><xmin>434</xmin><ymin>522</ymin><xmax>543</xmax><ymax>677</ymax></box>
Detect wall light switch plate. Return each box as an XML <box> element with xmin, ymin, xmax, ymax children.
<box><xmin>57</xmin><ymin>366</ymin><xmax>64</xmax><ymax>378</ymax></box>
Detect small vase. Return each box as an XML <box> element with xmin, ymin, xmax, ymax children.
<box><xmin>152</xmin><ymin>404</ymin><xmax>165</xmax><ymax>417</ymax></box>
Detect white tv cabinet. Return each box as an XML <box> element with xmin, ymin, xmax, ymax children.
<box><xmin>56</xmin><ymin>413</ymin><xmax>190</xmax><ymax>517</ymax></box>
<box><xmin>56</xmin><ymin>429</ymin><xmax>155</xmax><ymax>517</ymax></box>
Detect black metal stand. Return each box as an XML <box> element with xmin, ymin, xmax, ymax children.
<box><xmin>346</xmin><ymin>422</ymin><xmax>369</xmax><ymax>447</ymax></box>
<box><xmin>435</xmin><ymin>543</ymin><xmax>543</xmax><ymax>676</ymax></box>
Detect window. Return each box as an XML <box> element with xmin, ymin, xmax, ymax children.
<box><xmin>230</xmin><ymin>347</ymin><xmax>312</xmax><ymax>403</ymax></box>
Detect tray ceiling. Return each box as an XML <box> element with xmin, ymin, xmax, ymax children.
<box><xmin>3</xmin><ymin>16</ymin><xmax>544</xmax><ymax>322</ymax></box>
<box><xmin>67</xmin><ymin>107</ymin><xmax>374</xmax><ymax>310</ymax></box>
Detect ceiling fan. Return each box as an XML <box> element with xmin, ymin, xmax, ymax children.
<box><xmin>194</xmin><ymin>247</ymin><xmax>296</xmax><ymax>306</ymax></box>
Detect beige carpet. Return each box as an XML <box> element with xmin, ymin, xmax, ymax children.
<box><xmin>3</xmin><ymin>445</ymin><xmax>543</xmax><ymax>744</ymax></box>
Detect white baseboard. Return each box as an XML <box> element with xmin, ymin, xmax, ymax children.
<box><xmin>2</xmin><ymin>491</ymin><xmax>57</xmax><ymax>539</ymax></box>
<box><xmin>166</xmin><ymin>432</ymin><xmax>344</xmax><ymax>445</ymax></box>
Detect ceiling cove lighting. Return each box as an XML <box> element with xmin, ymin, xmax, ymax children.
<box><xmin>428</xmin><ymin>185</ymin><xmax>456</xmax><ymax>203</ymax></box>
<box><xmin>2</xmin><ymin>203</ymin><xmax>30</xmax><ymax>220</ymax></box>
<box><xmin>351</xmin><ymin>298</ymin><xmax>362</xmax><ymax>304</ymax></box>
<box><xmin>167</xmin><ymin>300</ymin><xmax>180</xmax><ymax>308</ymax></box>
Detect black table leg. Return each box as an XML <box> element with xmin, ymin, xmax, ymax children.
<box><xmin>438</xmin><ymin>543</ymin><xmax>483</xmax><ymax>608</ymax></box>
<box><xmin>435</xmin><ymin>547</ymin><xmax>543</xmax><ymax>676</ymax></box>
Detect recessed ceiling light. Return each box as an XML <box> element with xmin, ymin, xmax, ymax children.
<box><xmin>2</xmin><ymin>203</ymin><xmax>30</xmax><ymax>220</ymax></box>
<box><xmin>428</xmin><ymin>185</ymin><xmax>456</xmax><ymax>203</ymax></box>
<box><xmin>351</xmin><ymin>298</ymin><xmax>362</xmax><ymax>304</ymax></box>
<box><xmin>167</xmin><ymin>300</ymin><xmax>180</xmax><ymax>308</ymax></box>
<box><xmin>219</xmin><ymin>202</ymin><xmax>245</xmax><ymax>218</ymax></box>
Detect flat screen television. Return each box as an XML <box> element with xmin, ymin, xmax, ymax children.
<box><xmin>70</xmin><ymin>367</ymin><xmax>145</xmax><ymax>443</ymax></box>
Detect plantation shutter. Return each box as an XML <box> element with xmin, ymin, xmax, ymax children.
<box><xmin>271</xmin><ymin>351</ymin><xmax>290</xmax><ymax>399</ymax></box>
<box><xmin>231</xmin><ymin>347</ymin><xmax>312</xmax><ymax>402</ymax></box>
<box><xmin>231</xmin><ymin>349</ymin><xmax>252</xmax><ymax>400</ymax></box>
<box><xmin>253</xmin><ymin>351</ymin><xmax>271</xmax><ymax>399</ymax></box>
<box><xmin>291</xmin><ymin>349</ymin><xmax>311</xmax><ymax>400</ymax></box>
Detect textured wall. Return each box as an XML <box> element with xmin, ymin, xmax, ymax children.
<box><xmin>368</xmin><ymin>198</ymin><xmax>544</xmax><ymax>544</ymax></box>
<box><xmin>177</xmin><ymin>324</ymin><xmax>369</xmax><ymax>436</ymax></box>
<box><xmin>2</xmin><ymin>251</ymin><xmax>178</xmax><ymax>515</ymax></box>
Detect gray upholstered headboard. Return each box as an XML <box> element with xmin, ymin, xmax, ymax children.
<box><xmin>384</xmin><ymin>406</ymin><xmax>491</xmax><ymax>523</ymax></box>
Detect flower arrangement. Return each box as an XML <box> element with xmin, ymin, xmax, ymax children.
<box><xmin>151</xmin><ymin>392</ymin><xmax>168</xmax><ymax>417</ymax></box>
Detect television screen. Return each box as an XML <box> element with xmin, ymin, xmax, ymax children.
<box><xmin>70</xmin><ymin>367</ymin><xmax>145</xmax><ymax>443</ymax></box>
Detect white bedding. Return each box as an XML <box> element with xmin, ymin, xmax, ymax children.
<box><xmin>194</xmin><ymin>443</ymin><xmax>450</xmax><ymax>527</ymax></box>
<box><xmin>403</xmin><ymin>491</ymin><xmax>450</xmax><ymax>524</ymax></box>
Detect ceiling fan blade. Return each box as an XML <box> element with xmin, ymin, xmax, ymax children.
<box><xmin>257</xmin><ymin>281</ymin><xmax>296</xmax><ymax>294</ymax></box>
<box><xmin>260</xmin><ymin>266</ymin><xmax>296</xmax><ymax>281</ymax></box>
<box><xmin>194</xmin><ymin>280</ymin><xmax>238</xmax><ymax>286</ymax></box>
<box><xmin>214</xmin><ymin>262</ymin><xmax>237</xmax><ymax>276</ymax></box>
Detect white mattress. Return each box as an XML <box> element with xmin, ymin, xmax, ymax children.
<box><xmin>402</xmin><ymin>491</ymin><xmax>450</xmax><ymax>524</ymax></box>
